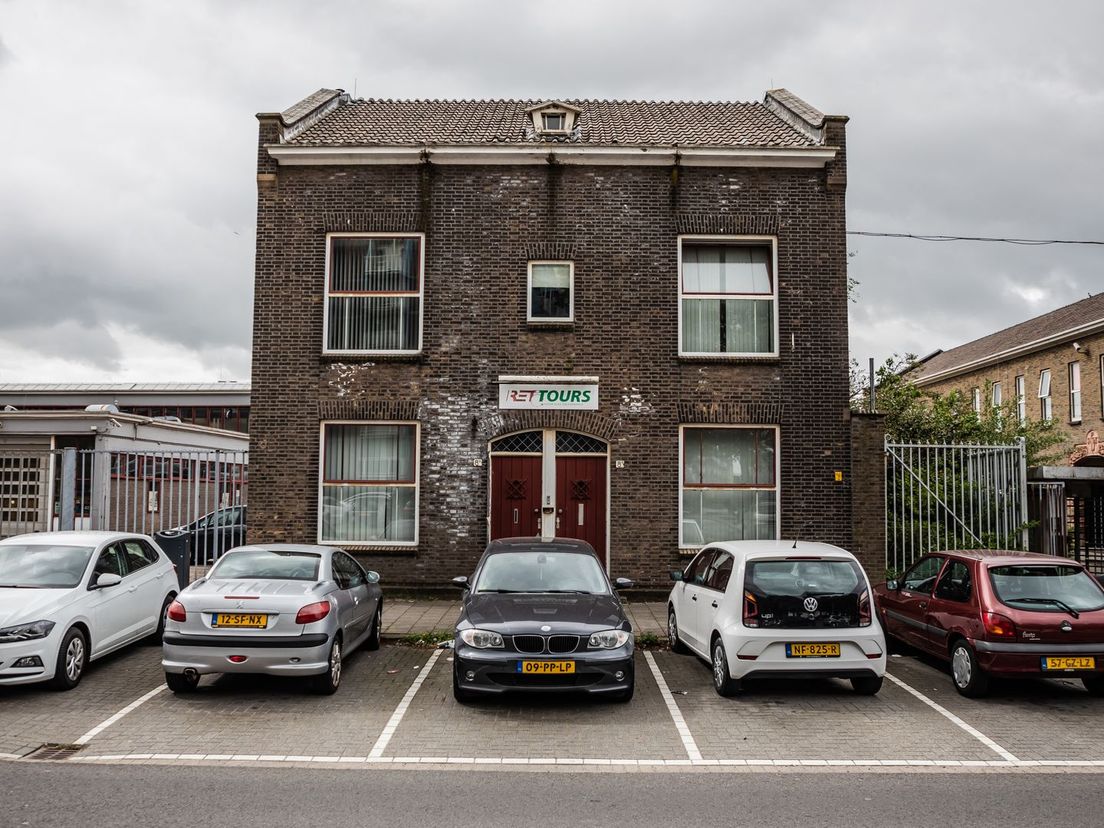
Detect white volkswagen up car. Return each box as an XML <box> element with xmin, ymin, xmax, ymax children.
<box><xmin>667</xmin><ymin>540</ymin><xmax>886</xmax><ymax>696</ymax></box>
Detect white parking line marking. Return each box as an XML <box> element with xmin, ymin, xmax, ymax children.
<box><xmin>643</xmin><ymin>651</ymin><xmax>702</xmax><ymax>761</ymax></box>
<box><xmin>368</xmin><ymin>649</ymin><xmax>441</xmax><ymax>758</ymax></box>
<box><xmin>74</xmin><ymin>683</ymin><xmax>167</xmax><ymax>746</ymax></box>
<box><xmin>0</xmin><ymin>753</ymin><xmax>22</xmax><ymax>760</ymax></box>
<box><xmin>884</xmin><ymin>672</ymin><xmax>1019</xmax><ymax>762</ymax></box>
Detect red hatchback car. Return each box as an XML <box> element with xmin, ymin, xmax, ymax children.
<box><xmin>875</xmin><ymin>550</ymin><xmax>1104</xmax><ymax>697</ymax></box>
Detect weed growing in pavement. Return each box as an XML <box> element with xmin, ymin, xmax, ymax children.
<box><xmin>396</xmin><ymin>630</ymin><xmax>453</xmax><ymax>648</ymax></box>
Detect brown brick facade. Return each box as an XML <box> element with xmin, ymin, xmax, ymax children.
<box><xmin>250</xmin><ymin>112</ymin><xmax>866</xmax><ymax>587</ymax></box>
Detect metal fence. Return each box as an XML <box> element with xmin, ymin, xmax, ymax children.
<box><xmin>0</xmin><ymin>447</ymin><xmax>248</xmax><ymax>566</ymax></box>
<box><xmin>885</xmin><ymin>437</ymin><xmax>1028</xmax><ymax>573</ymax></box>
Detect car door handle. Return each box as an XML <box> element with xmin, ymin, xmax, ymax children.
<box><xmin>691</xmin><ymin>594</ymin><xmax>697</xmax><ymax>601</ymax></box>
<box><xmin>918</xmin><ymin>602</ymin><xmax>927</xmax><ymax>609</ymax></box>
<box><xmin>711</xmin><ymin>601</ymin><xmax>718</xmax><ymax>608</ymax></box>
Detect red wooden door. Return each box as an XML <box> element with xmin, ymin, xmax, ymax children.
<box><xmin>490</xmin><ymin>455</ymin><xmax>542</xmax><ymax>540</ymax></box>
<box><xmin>555</xmin><ymin>456</ymin><xmax>608</xmax><ymax>566</ymax></box>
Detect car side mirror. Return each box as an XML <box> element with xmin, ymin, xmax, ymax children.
<box><xmin>614</xmin><ymin>577</ymin><xmax>634</xmax><ymax>590</ymax></box>
<box><xmin>886</xmin><ymin>579</ymin><xmax>899</xmax><ymax>592</ymax></box>
<box><xmin>93</xmin><ymin>572</ymin><xmax>122</xmax><ymax>589</ymax></box>
<box><xmin>366</xmin><ymin>571</ymin><xmax>380</xmax><ymax>584</ymax></box>
<box><xmin>451</xmin><ymin>576</ymin><xmax>469</xmax><ymax>589</ymax></box>
<box><xmin>669</xmin><ymin>570</ymin><xmax>684</xmax><ymax>582</ymax></box>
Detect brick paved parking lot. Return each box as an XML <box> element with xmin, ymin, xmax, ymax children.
<box><xmin>3</xmin><ymin>643</ymin><xmax>1104</xmax><ymax>771</ymax></box>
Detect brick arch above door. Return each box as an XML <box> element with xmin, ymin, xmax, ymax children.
<box><xmin>484</xmin><ymin>411</ymin><xmax>619</xmax><ymax>442</ymax></box>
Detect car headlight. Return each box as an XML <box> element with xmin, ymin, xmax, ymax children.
<box><xmin>588</xmin><ymin>629</ymin><xmax>632</xmax><ymax>649</ymax></box>
<box><xmin>458</xmin><ymin>628</ymin><xmax>504</xmax><ymax>649</ymax></box>
<box><xmin>0</xmin><ymin>620</ymin><xmax>56</xmax><ymax>643</ymax></box>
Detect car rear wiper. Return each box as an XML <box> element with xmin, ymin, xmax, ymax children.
<box><xmin>1013</xmin><ymin>597</ymin><xmax>1080</xmax><ymax>619</ymax></box>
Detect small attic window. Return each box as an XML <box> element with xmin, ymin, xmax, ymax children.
<box><xmin>541</xmin><ymin>112</ymin><xmax>566</xmax><ymax>131</ymax></box>
<box><xmin>528</xmin><ymin>103</ymin><xmax>578</xmax><ymax>136</ymax></box>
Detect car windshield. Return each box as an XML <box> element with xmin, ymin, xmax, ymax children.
<box><xmin>210</xmin><ymin>549</ymin><xmax>321</xmax><ymax>581</ymax></box>
<box><xmin>0</xmin><ymin>544</ymin><xmax>95</xmax><ymax>589</ymax></box>
<box><xmin>474</xmin><ymin>551</ymin><xmax>609</xmax><ymax>594</ymax></box>
<box><xmin>746</xmin><ymin>559</ymin><xmax>863</xmax><ymax>596</ymax></box>
<box><xmin>989</xmin><ymin>565</ymin><xmax>1104</xmax><ymax>613</ymax></box>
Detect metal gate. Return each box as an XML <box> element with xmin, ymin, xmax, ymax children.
<box><xmin>885</xmin><ymin>437</ymin><xmax>1027</xmax><ymax>573</ymax></box>
<box><xmin>0</xmin><ymin>447</ymin><xmax>247</xmax><ymax>566</ymax></box>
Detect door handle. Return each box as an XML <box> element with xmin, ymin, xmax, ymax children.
<box><xmin>711</xmin><ymin>601</ymin><xmax>718</xmax><ymax>608</ymax></box>
<box><xmin>918</xmin><ymin>602</ymin><xmax>927</xmax><ymax>610</ymax></box>
<box><xmin>691</xmin><ymin>594</ymin><xmax>698</xmax><ymax>601</ymax></box>
<box><xmin>513</xmin><ymin>508</ymin><xmax>519</xmax><ymax>525</ymax></box>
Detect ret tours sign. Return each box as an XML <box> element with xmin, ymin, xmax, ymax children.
<box><xmin>499</xmin><ymin>383</ymin><xmax>599</xmax><ymax>411</ymax></box>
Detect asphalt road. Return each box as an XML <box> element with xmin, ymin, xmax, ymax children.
<box><xmin>0</xmin><ymin>763</ymin><xmax>1098</xmax><ymax>828</ymax></box>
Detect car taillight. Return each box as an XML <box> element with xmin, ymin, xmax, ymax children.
<box><xmin>743</xmin><ymin>591</ymin><xmax>759</xmax><ymax>627</ymax></box>
<box><xmin>984</xmin><ymin>611</ymin><xmax>1017</xmax><ymax>639</ymax></box>
<box><xmin>296</xmin><ymin>601</ymin><xmax>331</xmax><ymax>624</ymax></box>
<box><xmin>167</xmin><ymin>601</ymin><xmax>187</xmax><ymax>622</ymax></box>
<box><xmin>858</xmin><ymin>589</ymin><xmax>872</xmax><ymax>627</ymax></box>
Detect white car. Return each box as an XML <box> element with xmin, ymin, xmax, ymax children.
<box><xmin>667</xmin><ymin>540</ymin><xmax>886</xmax><ymax>696</ymax></box>
<box><xmin>0</xmin><ymin>531</ymin><xmax>179</xmax><ymax>689</ymax></box>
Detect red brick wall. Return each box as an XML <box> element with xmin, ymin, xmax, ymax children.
<box><xmin>250</xmin><ymin>134</ymin><xmax>855</xmax><ymax>587</ymax></box>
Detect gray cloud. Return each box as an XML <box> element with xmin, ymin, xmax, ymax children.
<box><xmin>0</xmin><ymin>0</ymin><xmax>1100</xmax><ymax>381</ymax></box>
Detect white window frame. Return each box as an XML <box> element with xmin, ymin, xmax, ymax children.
<box><xmin>322</xmin><ymin>232</ymin><xmax>426</xmax><ymax>356</ymax></box>
<box><xmin>317</xmin><ymin>420</ymin><xmax>420</xmax><ymax>548</ymax></box>
<box><xmin>677</xmin><ymin>235</ymin><xmax>780</xmax><ymax>359</ymax></box>
<box><xmin>527</xmin><ymin>260</ymin><xmax>575</xmax><ymax>323</ymax></box>
<box><xmin>1038</xmin><ymin>369</ymin><xmax>1052</xmax><ymax>422</ymax></box>
<box><xmin>1069</xmin><ymin>361</ymin><xmax>1082</xmax><ymax>424</ymax></box>
<box><xmin>677</xmin><ymin>424</ymin><xmax>781</xmax><ymax>550</ymax></box>
<box><xmin>1015</xmin><ymin>375</ymin><xmax>1026</xmax><ymax>424</ymax></box>
<box><xmin>991</xmin><ymin>381</ymin><xmax>1002</xmax><ymax>409</ymax></box>
<box><xmin>972</xmin><ymin>387</ymin><xmax>982</xmax><ymax>415</ymax></box>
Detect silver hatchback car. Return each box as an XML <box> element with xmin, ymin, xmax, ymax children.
<box><xmin>162</xmin><ymin>544</ymin><xmax>382</xmax><ymax>695</ymax></box>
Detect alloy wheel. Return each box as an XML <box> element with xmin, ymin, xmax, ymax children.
<box><xmin>330</xmin><ymin>641</ymin><xmax>342</xmax><ymax>688</ymax></box>
<box><xmin>65</xmin><ymin>636</ymin><xmax>85</xmax><ymax>682</ymax></box>
<box><xmin>668</xmin><ymin>613</ymin><xmax>678</xmax><ymax>642</ymax></box>
<box><xmin>712</xmin><ymin>643</ymin><xmax>726</xmax><ymax>688</ymax></box>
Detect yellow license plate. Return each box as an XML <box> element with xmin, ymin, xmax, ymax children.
<box><xmin>786</xmin><ymin>642</ymin><xmax>841</xmax><ymax>658</ymax></box>
<box><xmin>517</xmin><ymin>660</ymin><xmax>575</xmax><ymax>674</ymax></box>
<box><xmin>213</xmin><ymin>613</ymin><xmax>268</xmax><ymax>629</ymax></box>
<box><xmin>1042</xmin><ymin>656</ymin><xmax>1095</xmax><ymax>671</ymax></box>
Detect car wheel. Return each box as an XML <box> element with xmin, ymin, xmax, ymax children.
<box><xmin>668</xmin><ymin>609</ymin><xmax>689</xmax><ymax>654</ymax></box>
<box><xmin>851</xmin><ymin>675</ymin><xmax>884</xmax><ymax>695</ymax></box>
<box><xmin>366</xmin><ymin>605</ymin><xmax>382</xmax><ymax>651</ymax></box>
<box><xmin>165</xmin><ymin>671</ymin><xmax>200</xmax><ymax>694</ymax></box>
<box><xmin>452</xmin><ymin>666</ymin><xmax>478</xmax><ymax>703</ymax></box>
<box><xmin>311</xmin><ymin>638</ymin><xmax>342</xmax><ymax>695</ymax></box>
<box><xmin>50</xmin><ymin>627</ymin><xmax>88</xmax><ymax>691</ymax></box>
<box><xmin>950</xmin><ymin>640</ymin><xmax>989</xmax><ymax>698</ymax></box>
<box><xmin>711</xmin><ymin>637</ymin><xmax>740</xmax><ymax>697</ymax></box>
<box><xmin>148</xmin><ymin>594</ymin><xmax>174</xmax><ymax>645</ymax></box>
<box><xmin>1082</xmin><ymin>675</ymin><xmax>1104</xmax><ymax>696</ymax></box>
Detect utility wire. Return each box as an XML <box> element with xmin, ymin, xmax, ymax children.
<box><xmin>847</xmin><ymin>231</ymin><xmax>1104</xmax><ymax>246</ymax></box>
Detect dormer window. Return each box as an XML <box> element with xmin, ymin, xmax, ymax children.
<box><xmin>542</xmin><ymin>112</ymin><xmax>566</xmax><ymax>131</ymax></box>
<box><xmin>526</xmin><ymin>101</ymin><xmax>581</xmax><ymax>136</ymax></box>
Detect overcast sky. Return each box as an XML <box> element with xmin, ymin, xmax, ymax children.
<box><xmin>0</xmin><ymin>0</ymin><xmax>1100</xmax><ymax>384</ymax></box>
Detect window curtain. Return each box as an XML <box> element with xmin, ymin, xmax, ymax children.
<box><xmin>321</xmin><ymin>425</ymin><xmax>416</xmax><ymax>543</ymax></box>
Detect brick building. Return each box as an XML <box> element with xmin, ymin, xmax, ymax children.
<box><xmin>250</xmin><ymin>87</ymin><xmax>879</xmax><ymax>586</ymax></box>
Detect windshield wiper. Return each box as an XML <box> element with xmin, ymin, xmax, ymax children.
<box><xmin>542</xmin><ymin>590</ymin><xmax>597</xmax><ymax>594</ymax></box>
<box><xmin>1012</xmin><ymin>597</ymin><xmax>1080</xmax><ymax>619</ymax></box>
<box><xmin>0</xmin><ymin>584</ymin><xmax>44</xmax><ymax>589</ymax></box>
<box><xmin>477</xmin><ymin>589</ymin><xmax>525</xmax><ymax>593</ymax></box>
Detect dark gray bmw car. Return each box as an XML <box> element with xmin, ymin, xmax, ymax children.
<box><xmin>451</xmin><ymin>537</ymin><xmax>635</xmax><ymax>702</ymax></box>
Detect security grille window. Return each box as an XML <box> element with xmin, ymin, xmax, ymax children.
<box><xmin>320</xmin><ymin>423</ymin><xmax>418</xmax><ymax>545</ymax></box>
<box><xmin>555</xmin><ymin>432</ymin><xmax>607</xmax><ymax>454</ymax></box>
<box><xmin>528</xmin><ymin>262</ymin><xmax>573</xmax><ymax>322</ymax></box>
<box><xmin>1069</xmin><ymin>361</ymin><xmax>1082</xmax><ymax>423</ymax></box>
<box><xmin>1038</xmin><ymin>369</ymin><xmax>1052</xmax><ymax>421</ymax></box>
<box><xmin>680</xmin><ymin>239</ymin><xmax>776</xmax><ymax>356</ymax></box>
<box><xmin>681</xmin><ymin>427</ymin><xmax>777</xmax><ymax>546</ymax></box>
<box><xmin>325</xmin><ymin>234</ymin><xmax>423</xmax><ymax>354</ymax></box>
<box><xmin>1015</xmin><ymin>375</ymin><xmax>1026</xmax><ymax>424</ymax></box>
<box><xmin>490</xmin><ymin>431</ymin><xmax>544</xmax><ymax>453</ymax></box>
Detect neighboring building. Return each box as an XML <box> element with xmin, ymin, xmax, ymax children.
<box><xmin>0</xmin><ymin>383</ymin><xmax>251</xmax><ymax>432</ymax></box>
<box><xmin>909</xmin><ymin>293</ymin><xmax>1104</xmax><ymax>464</ymax></box>
<box><xmin>251</xmin><ymin>87</ymin><xmax>877</xmax><ymax>586</ymax></box>
<box><xmin>908</xmin><ymin>293</ymin><xmax>1104</xmax><ymax>564</ymax></box>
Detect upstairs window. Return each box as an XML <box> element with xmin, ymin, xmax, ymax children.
<box><xmin>541</xmin><ymin>112</ymin><xmax>566</xmax><ymax>131</ymax></box>
<box><xmin>991</xmin><ymin>381</ymin><xmax>1003</xmax><ymax>424</ymax></box>
<box><xmin>1069</xmin><ymin>361</ymin><xmax>1082</xmax><ymax>423</ymax></box>
<box><xmin>1038</xmin><ymin>369</ymin><xmax>1052</xmax><ymax>422</ymax></box>
<box><xmin>325</xmin><ymin>234</ymin><xmax>423</xmax><ymax>354</ymax></box>
<box><xmin>972</xmin><ymin>387</ymin><xmax>982</xmax><ymax>415</ymax></box>
<box><xmin>679</xmin><ymin>238</ymin><xmax>777</xmax><ymax>357</ymax></box>
<box><xmin>528</xmin><ymin>261</ymin><xmax>573</xmax><ymax>322</ymax></box>
<box><xmin>1015</xmin><ymin>375</ymin><xmax>1026</xmax><ymax>424</ymax></box>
